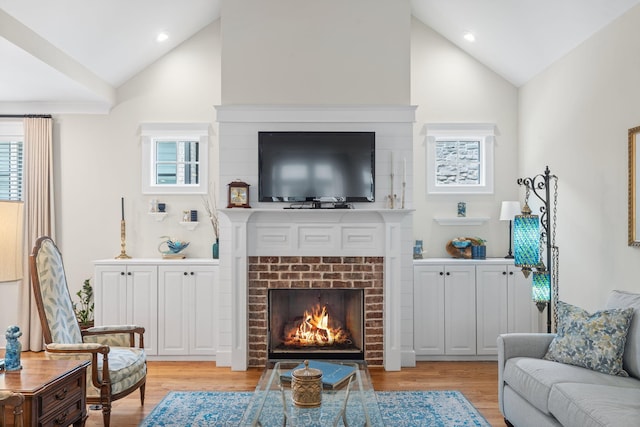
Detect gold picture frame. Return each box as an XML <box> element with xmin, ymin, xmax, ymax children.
<box><xmin>629</xmin><ymin>126</ymin><xmax>640</xmax><ymax>246</ymax></box>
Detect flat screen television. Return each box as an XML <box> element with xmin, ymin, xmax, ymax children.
<box><xmin>258</xmin><ymin>131</ymin><xmax>375</xmax><ymax>203</ymax></box>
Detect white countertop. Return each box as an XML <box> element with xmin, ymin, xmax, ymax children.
<box><xmin>413</xmin><ymin>257</ymin><xmax>516</xmax><ymax>265</ymax></box>
<box><xmin>94</xmin><ymin>258</ymin><xmax>219</xmax><ymax>265</ymax></box>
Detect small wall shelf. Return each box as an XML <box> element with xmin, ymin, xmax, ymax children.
<box><xmin>149</xmin><ymin>212</ymin><xmax>168</xmax><ymax>222</ymax></box>
<box><xmin>434</xmin><ymin>217</ymin><xmax>490</xmax><ymax>226</ymax></box>
<box><xmin>179</xmin><ymin>221</ymin><xmax>199</xmax><ymax>231</ymax></box>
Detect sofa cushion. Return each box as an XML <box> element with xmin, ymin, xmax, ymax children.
<box><xmin>549</xmin><ymin>383</ymin><xmax>640</xmax><ymax>427</ymax></box>
<box><xmin>503</xmin><ymin>357</ymin><xmax>640</xmax><ymax>415</ymax></box>
<box><xmin>543</xmin><ymin>301</ymin><xmax>633</xmax><ymax>376</ymax></box>
<box><xmin>606</xmin><ymin>290</ymin><xmax>640</xmax><ymax>379</ymax></box>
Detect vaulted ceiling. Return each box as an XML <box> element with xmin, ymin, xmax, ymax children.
<box><xmin>1</xmin><ymin>0</ymin><xmax>638</xmax><ymax>114</ymax></box>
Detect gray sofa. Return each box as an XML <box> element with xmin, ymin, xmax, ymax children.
<box><xmin>498</xmin><ymin>290</ymin><xmax>640</xmax><ymax>427</ymax></box>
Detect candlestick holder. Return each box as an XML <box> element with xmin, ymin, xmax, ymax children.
<box><xmin>115</xmin><ymin>220</ymin><xmax>131</xmax><ymax>259</ymax></box>
<box><xmin>387</xmin><ymin>194</ymin><xmax>399</xmax><ymax>209</ymax></box>
<box><xmin>401</xmin><ymin>181</ymin><xmax>406</xmax><ymax>209</ymax></box>
<box><xmin>388</xmin><ymin>169</ymin><xmax>398</xmax><ymax>209</ymax></box>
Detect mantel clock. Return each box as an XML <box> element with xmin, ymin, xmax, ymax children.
<box><xmin>227</xmin><ymin>181</ymin><xmax>251</xmax><ymax>208</ymax></box>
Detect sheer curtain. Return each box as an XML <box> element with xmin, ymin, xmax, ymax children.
<box><xmin>19</xmin><ymin>117</ymin><xmax>55</xmax><ymax>351</ymax></box>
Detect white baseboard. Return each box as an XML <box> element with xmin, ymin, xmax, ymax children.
<box><xmin>401</xmin><ymin>350</ymin><xmax>416</xmax><ymax>367</ymax></box>
<box><xmin>215</xmin><ymin>350</ymin><xmax>232</xmax><ymax>367</ymax></box>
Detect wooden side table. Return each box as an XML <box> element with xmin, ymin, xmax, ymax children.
<box><xmin>1</xmin><ymin>359</ymin><xmax>89</xmax><ymax>427</ymax></box>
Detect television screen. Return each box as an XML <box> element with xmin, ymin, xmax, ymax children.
<box><xmin>258</xmin><ymin>131</ymin><xmax>375</xmax><ymax>203</ymax></box>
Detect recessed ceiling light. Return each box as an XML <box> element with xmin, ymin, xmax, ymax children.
<box><xmin>156</xmin><ymin>31</ymin><xmax>169</xmax><ymax>43</ymax></box>
<box><xmin>463</xmin><ymin>32</ymin><xmax>476</xmax><ymax>42</ymax></box>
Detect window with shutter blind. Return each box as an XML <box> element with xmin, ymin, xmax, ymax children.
<box><xmin>0</xmin><ymin>121</ymin><xmax>23</xmax><ymax>201</ymax></box>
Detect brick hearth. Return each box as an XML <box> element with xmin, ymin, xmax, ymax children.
<box><xmin>248</xmin><ymin>256</ymin><xmax>384</xmax><ymax>367</ymax></box>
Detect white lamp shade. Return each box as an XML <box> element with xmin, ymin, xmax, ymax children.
<box><xmin>0</xmin><ymin>201</ymin><xmax>24</xmax><ymax>282</ymax></box>
<box><xmin>500</xmin><ymin>201</ymin><xmax>521</xmax><ymax>221</ymax></box>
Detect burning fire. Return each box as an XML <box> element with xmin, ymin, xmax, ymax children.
<box><xmin>284</xmin><ymin>304</ymin><xmax>350</xmax><ymax>347</ymax></box>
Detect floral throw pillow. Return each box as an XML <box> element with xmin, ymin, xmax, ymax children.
<box><xmin>543</xmin><ymin>301</ymin><xmax>634</xmax><ymax>376</ymax></box>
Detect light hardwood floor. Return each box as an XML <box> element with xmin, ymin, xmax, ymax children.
<box><xmin>22</xmin><ymin>352</ymin><xmax>503</xmax><ymax>426</ymax></box>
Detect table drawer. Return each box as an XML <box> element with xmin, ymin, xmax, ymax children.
<box><xmin>39</xmin><ymin>395</ymin><xmax>84</xmax><ymax>427</ymax></box>
<box><xmin>39</xmin><ymin>373</ymin><xmax>84</xmax><ymax>415</ymax></box>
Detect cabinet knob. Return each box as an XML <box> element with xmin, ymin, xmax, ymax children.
<box><xmin>446</xmin><ymin>272</ymin><xmax>450</xmax><ymax>276</ymax></box>
<box><xmin>120</xmin><ymin>272</ymin><xmax>125</xmax><ymax>276</ymax></box>
<box><xmin>127</xmin><ymin>272</ymin><xmax>132</xmax><ymax>276</ymax></box>
<box><xmin>190</xmin><ymin>272</ymin><xmax>194</xmax><ymax>275</ymax></box>
<box><xmin>502</xmin><ymin>271</ymin><xmax>507</xmax><ymax>275</ymax></box>
<box><xmin>54</xmin><ymin>387</ymin><xmax>68</xmax><ymax>400</ymax></box>
<box><xmin>183</xmin><ymin>272</ymin><xmax>188</xmax><ymax>276</ymax></box>
<box><xmin>439</xmin><ymin>272</ymin><xmax>444</xmax><ymax>276</ymax></box>
<box><xmin>509</xmin><ymin>271</ymin><xmax>514</xmax><ymax>275</ymax></box>
<box><xmin>54</xmin><ymin>411</ymin><xmax>68</xmax><ymax>425</ymax></box>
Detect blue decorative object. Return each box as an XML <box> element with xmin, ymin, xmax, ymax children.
<box><xmin>5</xmin><ymin>325</ymin><xmax>22</xmax><ymax>371</ymax></box>
<box><xmin>413</xmin><ymin>240</ymin><xmax>423</xmax><ymax>259</ymax></box>
<box><xmin>532</xmin><ymin>271</ymin><xmax>551</xmax><ymax>303</ymax></box>
<box><xmin>451</xmin><ymin>239</ymin><xmax>471</xmax><ymax>249</ymax></box>
<box><xmin>457</xmin><ymin>202</ymin><xmax>466</xmax><ymax>217</ymax></box>
<box><xmin>212</xmin><ymin>238</ymin><xmax>219</xmax><ymax>259</ymax></box>
<box><xmin>158</xmin><ymin>237</ymin><xmax>190</xmax><ymax>256</ymax></box>
<box><xmin>472</xmin><ymin>245</ymin><xmax>486</xmax><ymax>259</ymax></box>
<box><xmin>413</xmin><ymin>246</ymin><xmax>422</xmax><ymax>258</ymax></box>
<box><xmin>513</xmin><ymin>214</ymin><xmax>540</xmax><ymax>272</ymax></box>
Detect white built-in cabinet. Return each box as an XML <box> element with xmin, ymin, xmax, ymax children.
<box><xmin>94</xmin><ymin>259</ymin><xmax>218</xmax><ymax>359</ymax></box>
<box><xmin>93</xmin><ymin>264</ymin><xmax>158</xmax><ymax>354</ymax></box>
<box><xmin>414</xmin><ymin>259</ymin><xmax>543</xmax><ymax>359</ymax></box>
<box><xmin>157</xmin><ymin>266</ymin><xmax>217</xmax><ymax>356</ymax></box>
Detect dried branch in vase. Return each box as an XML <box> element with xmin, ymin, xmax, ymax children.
<box><xmin>202</xmin><ymin>186</ymin><xmax>219</xmax><ymax>240</ymax></box>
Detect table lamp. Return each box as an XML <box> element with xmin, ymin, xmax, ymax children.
<box><xmin>499</xmin><ymin>201</ymin><xmax>521</xmax><ymax>259</ymax></box>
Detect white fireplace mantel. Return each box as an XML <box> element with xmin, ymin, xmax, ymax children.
<box><xmin>218</xmin><ymin>208</ymin><xmax>413</xmax><ymax>371</ymax></box>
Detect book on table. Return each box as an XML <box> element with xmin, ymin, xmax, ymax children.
<box><xmin>280</xmin><ymin>360</ymin><xmax>357</xmax><ymax>389</ymax></box>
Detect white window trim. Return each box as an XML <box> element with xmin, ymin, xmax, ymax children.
<box><xmin>426</xmin><ymin>123</ymin><xmax>495</xmax><ymax>194</ymax></box>
<box><xmin>140</xmin><ymin>123</ymin><xmax>210</xmax><ymax>195</ymax></box>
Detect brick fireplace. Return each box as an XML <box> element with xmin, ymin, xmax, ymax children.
<box><xmin>248</xmin><ymin>256</ymin><xmax>384</xmax><ymax>367</ymax></box>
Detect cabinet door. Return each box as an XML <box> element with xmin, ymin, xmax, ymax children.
<box><xmin>189</xmin><ymin>267</ymin><xmax>217</xmax><ymax>355</ymax></box>
<box><xmin>476</xmin><ymin>265</ymin><xmax>509</xmax><ymax>355</ymax></box>
<box><xmin>444</xmin><ymin>266</ymin><xmax>476</xmax><ymax>355</ymax></box>
<box><xmin>126</xmin><ymin>266</ymin><xmax>158</xmax><ymax>354</ymax></box>
<box><xmin>507</xmin><ymin>265</ymin><xmax>544</xmax><ymax>333</ymax></box>
<box><xmin>158</xmin><ymin>268</ymin><xmax>190</xmax><ymax>355</ymax></box>
<box><xmin>413</xmin><ymin>265</ymin><xmax>445</xmax><ymax>355</ymax></box>
<box><xmin>94</xmin><ymin>266</ymin><xmax>127</xmax><ymax>326</ymax></box>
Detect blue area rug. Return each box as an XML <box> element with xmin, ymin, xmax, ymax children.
<box><xmin>139</xmin><ymin>390</ymin><xmax>491</xmax><ymax>426</ymax></box>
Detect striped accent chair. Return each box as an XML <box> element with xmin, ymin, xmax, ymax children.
<box><xmin>30</xmin><ymin>236</ymin><xmax>146</xmax><ymax>427</ymax></box>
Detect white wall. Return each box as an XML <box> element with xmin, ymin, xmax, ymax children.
<box><xmin>410</xmin><ymin>18</ymin><xmax>520</xmax><ymax>258</ymax></box>
<box><xmin>53</xmin><ymin>21</ymin><xmax>222</xmax><ymax>293</ymax></box>
<box><xmin>28</xmin><ymin>8</ymin><xmax>520</xmax><ymax>309</ymax></box>
<box><xmin>221</xmin><ymin>0</ymin><xmax>410</xmax><ymax>105</ymax></box>
<box><xmin>519</xmin><ymin>4</ymin><xmax>640</xmax><ymax>310</ymax></box>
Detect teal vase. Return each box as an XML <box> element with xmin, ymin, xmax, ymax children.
<box><xmin>212</xmin><ymin>238</ymin><xmax>219</xmax><ymax>259</ymax></box>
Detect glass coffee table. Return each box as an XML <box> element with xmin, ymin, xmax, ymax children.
<box><xmin>241</xmin><ymin>360</ymin><xmax>383</xmax><ymax>426</ymax></box>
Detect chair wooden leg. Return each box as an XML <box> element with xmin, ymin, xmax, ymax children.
<box><xmin>101</xmin><ymin>401</ymin><xmax>111</xmax><ymax>427</ymax></box>
<box><xmin>140</xmin><ymin>383</ymin><xmax>146</xmax><ymax>406</ymax></box>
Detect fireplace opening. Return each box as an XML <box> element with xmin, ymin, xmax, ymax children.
<box><xmin>268</xmin><ymin>288</ymin><xmax>364</xmax><ymax>360</ymax></box>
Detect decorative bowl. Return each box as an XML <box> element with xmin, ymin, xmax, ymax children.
<box><xmin>167</xmin><ymin>240</ymin><xmax>189</xmax><ymax>253</ymax></box>
<box><xmin>158</xmin><ymin>237</ymin><xmax>190</xmax><ymax>255</ymax></box>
